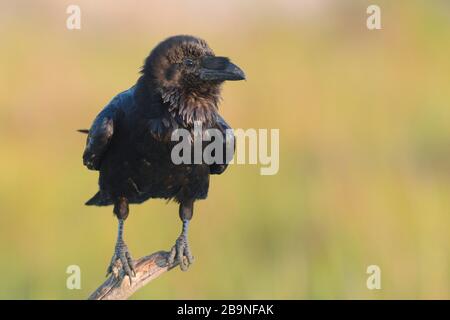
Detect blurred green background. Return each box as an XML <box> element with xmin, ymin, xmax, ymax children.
<box><xmin>0</xmin><ymin>0</ymin><xmax>449</xmax><ymax>299</ymax></box>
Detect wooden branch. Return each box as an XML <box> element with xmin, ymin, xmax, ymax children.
<box><xmin>88</xmin><ymin>250</ymin><xmax>178</xmax><ymax>300</ymax></box>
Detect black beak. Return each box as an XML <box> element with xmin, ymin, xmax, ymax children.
<box><xmin>199</xmin><ymin>56</ymin><xmax>246</xmax><ymax>81</ymax></box>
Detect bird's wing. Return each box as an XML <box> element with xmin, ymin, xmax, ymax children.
<box><xmin>209</xmin><ymin>114</ymin><xmax>235</xmax><ymax>175</ymax></box>
<box><xmin>82</xmin><ymin>103</ymin><xmax>118</xmax><ymax>170</ymax></box>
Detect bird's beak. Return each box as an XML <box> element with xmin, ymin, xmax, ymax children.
<box><xmin>199</xmin><ymin>56</ymin><xmax>246</xmax><ymax>81</ymax></box>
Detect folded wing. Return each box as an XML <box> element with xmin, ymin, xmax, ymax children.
<box><xmin>82</xmin><ymin>104</ymin><xmax>117</xmax><ymax>170</ymax></box>
<box><xmin>209</xmin><ymin>114</ymin><xmax>234</xmax><ymax>175</ymax></box>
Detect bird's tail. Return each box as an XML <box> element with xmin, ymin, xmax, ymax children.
<box><xmin>77</xmin><ymin>129</ymin><xmax>89</xmax><ymax>134</ymax></box>
<box><xmin>85</xmin><ymin>191</ymin><xmax>113</xmax><ymax>206</ymax></box>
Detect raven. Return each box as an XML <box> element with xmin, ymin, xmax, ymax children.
<box><xmin>81</xmin><ymin>35</ymin><xmax>245</xmax><ymax>280</ymax></box>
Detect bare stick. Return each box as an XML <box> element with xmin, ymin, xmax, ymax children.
<box><xmin>88</xmin><ymin>251</ymin><xmax>178</xmax><ymax>300</ymax></box>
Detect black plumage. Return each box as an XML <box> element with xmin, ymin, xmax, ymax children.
<box><xmin>81</xmin><ymin>35</ymin><xmax>245</xmax><ymax>277</ymax></box>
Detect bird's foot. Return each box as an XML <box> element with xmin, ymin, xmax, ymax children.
<box><xmin>168</xmin><ymin>234</ymin><xmax>194</xmax><ymax>271</ymax></box>
<box><xmin>106</xmin><ymin>240</ymin><xmax>136</xmax><ymax>284</ymax></box>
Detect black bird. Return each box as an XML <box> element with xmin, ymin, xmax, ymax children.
<box><xmin>81</xmin><ymin>35</ymin><xmax>245</xmax><ymax>279</ymax></box>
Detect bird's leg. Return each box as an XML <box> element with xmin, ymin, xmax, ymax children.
<box><xmin>107</xmin><ymin>197</ymin><xmax>135</xmax><ymax>283</ymax></box>
<box><xmin>168</xmin><ymin>201</ymin><xmax>195</xmax><ymax>271</ymax></box>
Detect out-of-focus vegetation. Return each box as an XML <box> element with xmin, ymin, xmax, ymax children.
<box><xmin>0</xmin><ymin>0</ymin><xmax>449</xmax><ymax>299</ymax></box>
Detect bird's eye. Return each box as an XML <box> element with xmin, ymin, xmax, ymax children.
<box><xmin>184</xmin><ymin>59</ymin><xmax>194</xmax><ymax>67</ymax></box>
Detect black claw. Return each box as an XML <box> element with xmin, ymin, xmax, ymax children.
<box><xmin>168</xmin><ymin>245</ymin><xmax>176</xmax><ymax>266</ymax></box>
<box><xmin>126</xmin><ymin>251</ymin><xmax>136</xmax><ymax>277</ymax></box>
<box><xmin>125</xmin><ymin>269</ymin><xmax>133</xmax><ymax>286</ymax></box>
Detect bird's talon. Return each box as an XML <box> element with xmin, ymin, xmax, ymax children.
<box><xmin>168</xmin><ymin>235</ymin><xmax>193</xmax><ymax>271</ymax></box>
<box><xmin>106</xmin><ymin>241</ymin><xmax>135</xmax><ymax>282</ymax></box>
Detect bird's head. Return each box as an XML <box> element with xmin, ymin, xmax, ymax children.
<box><xmin>140</xmin><ymin>35</ymin><xmax>245</xmax><ymax>127</ymax></box>
<box><xmin>142</xmin><ymin>35</ymin><xmax>245</xmax><ymax>90</ymax></box>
